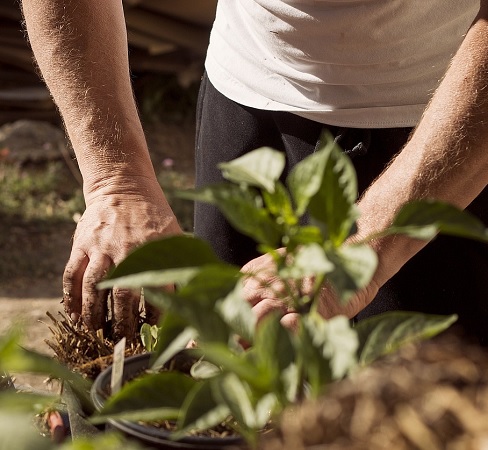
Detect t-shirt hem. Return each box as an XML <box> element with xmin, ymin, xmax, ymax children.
<box><xmin>206</xmin><ymin>57</ymin><xmax>422</xmax><ymax>129</ymax></box>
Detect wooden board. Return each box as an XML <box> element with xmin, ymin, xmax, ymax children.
<box><xmin>123</xmin><ymin>0</ymin><xmax>217</xmax><ymax>27</ymax></box>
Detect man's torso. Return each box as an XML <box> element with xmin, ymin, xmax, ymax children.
<box><xmin>205</xmin><ymin>0</ymin><xmax>480</xmax><ymax>127</ymax></box>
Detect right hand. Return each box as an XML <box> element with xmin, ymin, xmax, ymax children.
<box><xmin>62</xmin><ymin>181</ymin><xmax>182</xmax><ymax>340</ymax></box>
<box><xmin>241</xmin><ymin>250</ymin><xmax>381</xmax><ymax>332</ymax></box>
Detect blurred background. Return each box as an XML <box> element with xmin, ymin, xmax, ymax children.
<box><xmin>0</xmin><ymin>0</ymin><xmax>215</xmax><ymax>362</ymax></box>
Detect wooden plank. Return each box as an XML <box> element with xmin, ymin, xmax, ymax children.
<box><xmin>127</xmin><ymin>28</ymin><xmax>177</xmax><ymax>55</ymax></box>
<box><xmin>128</xmin><ymin>49</ymin><xmax>194</xmax><ymax>74</ymax></box>
<box><xmin>0</xmin><ymin>109</ymin><xmax>59</xmax><ymax>126</ymax></box>
<box><xmin>0</xmin><ymin>66</ymin><xmax>40</xmax><ymax>85</ymax></box>
<box><xmin>0</xmin><ymin>19</ymin><xmax>25</xmax><ymax>35</ymax></box>
<box><xmin>0</xmin><ymin>87</ymin><xmax>53</xmax><ymax>109</ymax></box>
<box><xmin>124</xmin><ymin>8</ymin><xmax>209</xmax><ymax>55</ymax></box>
<box><xmin>0</xmin><ymin>34</ymin><xmax>30</xmax><ymax>49</ymax></box>
<box><xmin>123</xmin><ymin>0</ymin><xmax>217</xmax><ymax>27</ymax></box>
<box><xmin>0</xmin><ymin>46</ymin><xmax>36</xmax><ymax>73</ymax></box>
<box><xmin>0</xmin><ymin>4</ymin><xmax>22</xmax><ymax>22</ymax></box>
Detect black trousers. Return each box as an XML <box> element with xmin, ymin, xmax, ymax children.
<box><xmin>194</xmin><ymin>74</ymin><xmax>488</xmax><ymax>344</ymax></box>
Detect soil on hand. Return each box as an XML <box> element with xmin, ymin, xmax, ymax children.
<box><xmin>0</xmin><ymin>118</ymin><xmax>196</xmax><ymax>387</ymax></box>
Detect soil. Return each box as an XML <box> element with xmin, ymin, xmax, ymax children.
<box><xmin>0</xmin><ymin>118</ymin><xmax>196</xmax><ymax>390</ymax></box>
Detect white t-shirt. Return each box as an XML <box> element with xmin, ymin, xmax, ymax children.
<box><xmin>205</xmin><ymin>0</ymin><xmax>480</xmax><ymax>128</ymax></box>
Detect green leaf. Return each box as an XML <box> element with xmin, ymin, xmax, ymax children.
<box><xmin>140</xmin><ymin>323</ymin><xmax>157</xmax><ymax>352</ymax></box>
<box><xmin>176</xmin><ymin>265</ymin><xmax>241</xmax><ymax>307</ymax></box>
<box><xmin>262</xmin><ymin>181</ymin><xmax>298</xmax><ymax>226</ymax></box>
<box><xmin>326</xmin><ymin>244</ymin><xmax>378</xmax><ymax>304</ymax></box>
<box><xmin>143</xmin><ymin>265</ymin><xmax>242</xmax><ymax>345</ymax></box>
<box><xmin>254</xmin><ymin>393</ymin><xmax>279</xmax><ymax>429</ymax></box>
<box><xmin>190</xmin><ymin>360</ymin><xmax>221</xmax><ymax>380</ymax></box>
<box><xmin>287</xmin><ymin>131</ymin><xmax>358</xmax><ymax>245</ymax></box>
<box><xmin>99</xmin><ymin>267</ymin><xmax>200</xmax><ymax>290</ymax></box>
<box><xmin>0</xmin><ymin>327</ymin><xmax>22</xmax><ymax>359</ymax></box>
<box><xmin>307</xmin><ymin>134</ymin><xmax>359</xmax><ymax>245</ymax></box>
<box><xmin>253</xmin><ymin>314</ymin><xmax>295</xmax><ymax>393</ymax></box>
<box><xmin>298</xmin><ymin>314</ymin><xmax>358</xmax><ymax>397</ymax></box>
<box><xmin>93</xmin><ymin>371</ymin><xmax>196</xmax><ymax>423</ymax></box>
<box><xmin>356</xmin><ymin>311</ymin><xmax>457</xmax><ymax>366</ymax></box>
<box><xmin>214</xmin><ymin>373</ymin><xmax>256</xmax><ymax>429</ymax></box>
<box><xmin>153</xmin><ymin>310</ymin><xmax>188</xmax><ymax>357</ymax></box>
<box><xmin>91</xmin><ymin>407</ymin><xmax>180</xmax><ymax>424</ymax></box>
<box><xmin>279</xmin><ymin>243</ymin><xmax>334</xmax><ymax>280</ymax></box>
<box><xmin>215</xmin><ymin>281</ymin><xmax>256</xmax><ymax>344</ymax></box>
<box><xmin>0</xmin><ymin>391</ymin><xmax>56</xmax><ymax>413</ymax></box>
<box><xmin>295</xmin><ymin>326</ymin><xmax>329</xmax><ymax>398</ymax></box>
<box><xmin>286</xmin><ymin>225</ymin><xmax>323</xmax><ymax>248</ymax></box>
<box><xmin>61</xmin><ymin>383</ymin><xmax>99</xmax><ymax>440</ymax></box>
<box><xmin>287</xmin><ymin>138</ymin><xmax>329</xmax><ymax>217</ymax></box>
<box><xmin>59</xmin><ymin>432</ymin><xmax>145</xmax><ymax>450</ymax></box>
<box><xmin>196</xmin><ymin>344</ymin><xmax>265</xmax><ymax>390</ymax></box>
<box><xmin>280</xmin><ymin>363</ymin><xmax>300</xmax><ymax>403</ymax></box>
<box><xmin>218</xmin><ymin>147</ymin><xmax>286</xmax><ymax>193</ymax></box>
<box><xmin>145</xmin><ymin>289</ymin><xmax>229</xmax><ymax>345</ymax></box>
<box><xmin>0</xmin><ymin>413</ymin><xmax>52</xmax><ymax>450</ymax></box>
<box><xmin>151</xmin><ymin>327</ymin><xmax>197</xmax><ymax>372</ymax></box>
<box><xmin>106</xmin><ymin>235</ymin><xmax>222</xmax><ymax>280</ymax></box>
<box><xmin>0</xmin><ymin>329</ymin><xmax>92</xmax><ymax>413</ymax></box>
<box><xmin>307</xmin><ymin>314</ymin><xmax>358</xmax><ymax>379</ymax></box>
<box><xmin>150</xmin><ymin>311</ymin><xmax>193</xmax><ymax>371</ymax></box>
<box><xmin>176</xmin><ymin>378</ymin><xmax>230</xmax><ymax>436</ymax></box>
<box><xmin>180</xmin><ymin>184</ymin><xmax>283</xmax><ymax>246</ymax></box>
<box><xmin>387</xmin><ymin>199</ymin><xmax>488</xmax><ymax>242</ymax></box>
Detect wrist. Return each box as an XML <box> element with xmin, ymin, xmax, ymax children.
<box><xmin>82</xmin><ymin>171</ymin><xmax>164</xmax><ymax>206</ymax></box>
<box><xmin>352</xmin><ymin>190</ymin><xmax>430</xmax><ymax>290</ymax></box>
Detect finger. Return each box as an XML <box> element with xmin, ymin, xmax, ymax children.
<box><xmin>251</xmin><ymin>298</ymin><xmax>294</xmax><ymax>324</ymax></box>
<box><xmin>280</xmin><ymin>312</ymin><xmax>301</xmax><ymax>333</ymax></box>
<box><xmin>242</xmin><ymin>274</ymin><xmax>285</xmax><ymax>307</ymax></box>
<box><xmin>62</xmin><ymin>249</ymin><xmax>89</xmax><ymax>323</ymax></box>
<box><xmin>81</xmin><ymin>255</ymin><xmax>111</xmax><ymax>332</ymax></box>
<box><xmin>112</xmin><ymin>286</ymin><xmax>141</xmax><ymax>340</ymax></box>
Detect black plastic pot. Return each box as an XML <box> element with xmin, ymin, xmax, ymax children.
<box><xmin>0</xmin><ymin>371</ymin><xmax>14</xmax><ymax>391</ymax></box>
<box><xmin>90</xmin><ymin>353</ymin><xmax>245</xmax><ymax>450</ymax></box>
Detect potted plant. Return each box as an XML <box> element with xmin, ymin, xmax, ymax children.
<box><xmin>90</xmin><ymin>131</ymin><xmax>488</xmax><ymax>448</ymax></box>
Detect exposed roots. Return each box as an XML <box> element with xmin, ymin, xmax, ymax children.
<box><xmin>44</xmin><ymin>311</ymin><xmax>143</xmax><ymax>380</ymax></box>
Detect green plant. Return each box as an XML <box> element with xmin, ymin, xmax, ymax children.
<box><xmin>0</xmin><ymin>161</ymin><xmax>84</xmax><ymax>221</ymax></box>
<box><xmin>0</xmin><ymin>324</ymin><xmax>149</xmax><ymax>449</ymax></box>
<box><xmin>92</xmin><ymin>132</ymin><xmax>488</xmax><ymax>445</ymax></box>
<box><xmin>140</xmin><ymin>323</ymin><xmax>160</xmax><ymax>352</ymax></box>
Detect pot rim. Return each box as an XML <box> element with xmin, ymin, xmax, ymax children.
<box><xmin>90</xmin><ymin>352</ymin><xmax>244</xmax><ymax>447</ymax></box>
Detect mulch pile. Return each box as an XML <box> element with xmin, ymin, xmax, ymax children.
<box><xmin>261</xmin><ymin>331</ymin><xmax>488</xmax><ymax>450</ymax></box>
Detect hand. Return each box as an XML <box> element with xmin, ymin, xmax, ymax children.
<box><xmin>241</xmin><ymin>251</ymin><xmax>298</xmax><ymax>328</ymax></box>
<box><xmin>241</xmin><ymin>251</ymin><xmax>380</xmax><ymax>331</ymax></box>
<box><xmin>62</xmin><ymin>185</ymin><xmax>182</xmax><ymax>340</ymax></box>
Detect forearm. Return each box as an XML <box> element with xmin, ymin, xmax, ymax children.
<box><xmin>357</xmin><ymin>6</ymin><xmax>488</xmax><ymax>286</ymax></box>
<box><xmin>21</xmin><ymin>0</ymin><xmax>156</xmax><ymax>203</ymax></box>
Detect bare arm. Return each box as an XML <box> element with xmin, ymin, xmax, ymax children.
<box><xmin>243</xmin><ymin>3</ymin><xmax>488</xmax><ymax>325</ymax></box>
<box><xmin>21</xmin><ymin>0</ymin><xmax>182</xmax><ymax>338</ymax></box>
<box><xmin>347</xmin><ymin>3</ymin><xmax>488</xmax><ymax>309</ymax></box>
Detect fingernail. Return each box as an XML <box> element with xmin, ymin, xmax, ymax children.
<box><xmin>70</xmin><ymin>313</ymin><xmax>80</xmax><ymax>323</ymax></box>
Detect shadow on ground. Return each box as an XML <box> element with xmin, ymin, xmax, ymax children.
<box><xmin>0</xmin><ymin>213</ymin><xmax>74</xmax><ymax>298</ymax></box>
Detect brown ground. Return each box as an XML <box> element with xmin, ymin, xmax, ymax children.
<box><xmin>0</xmin><ymin>119</ymin><xmax>196</xmax><ymax>390</ymax></box>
